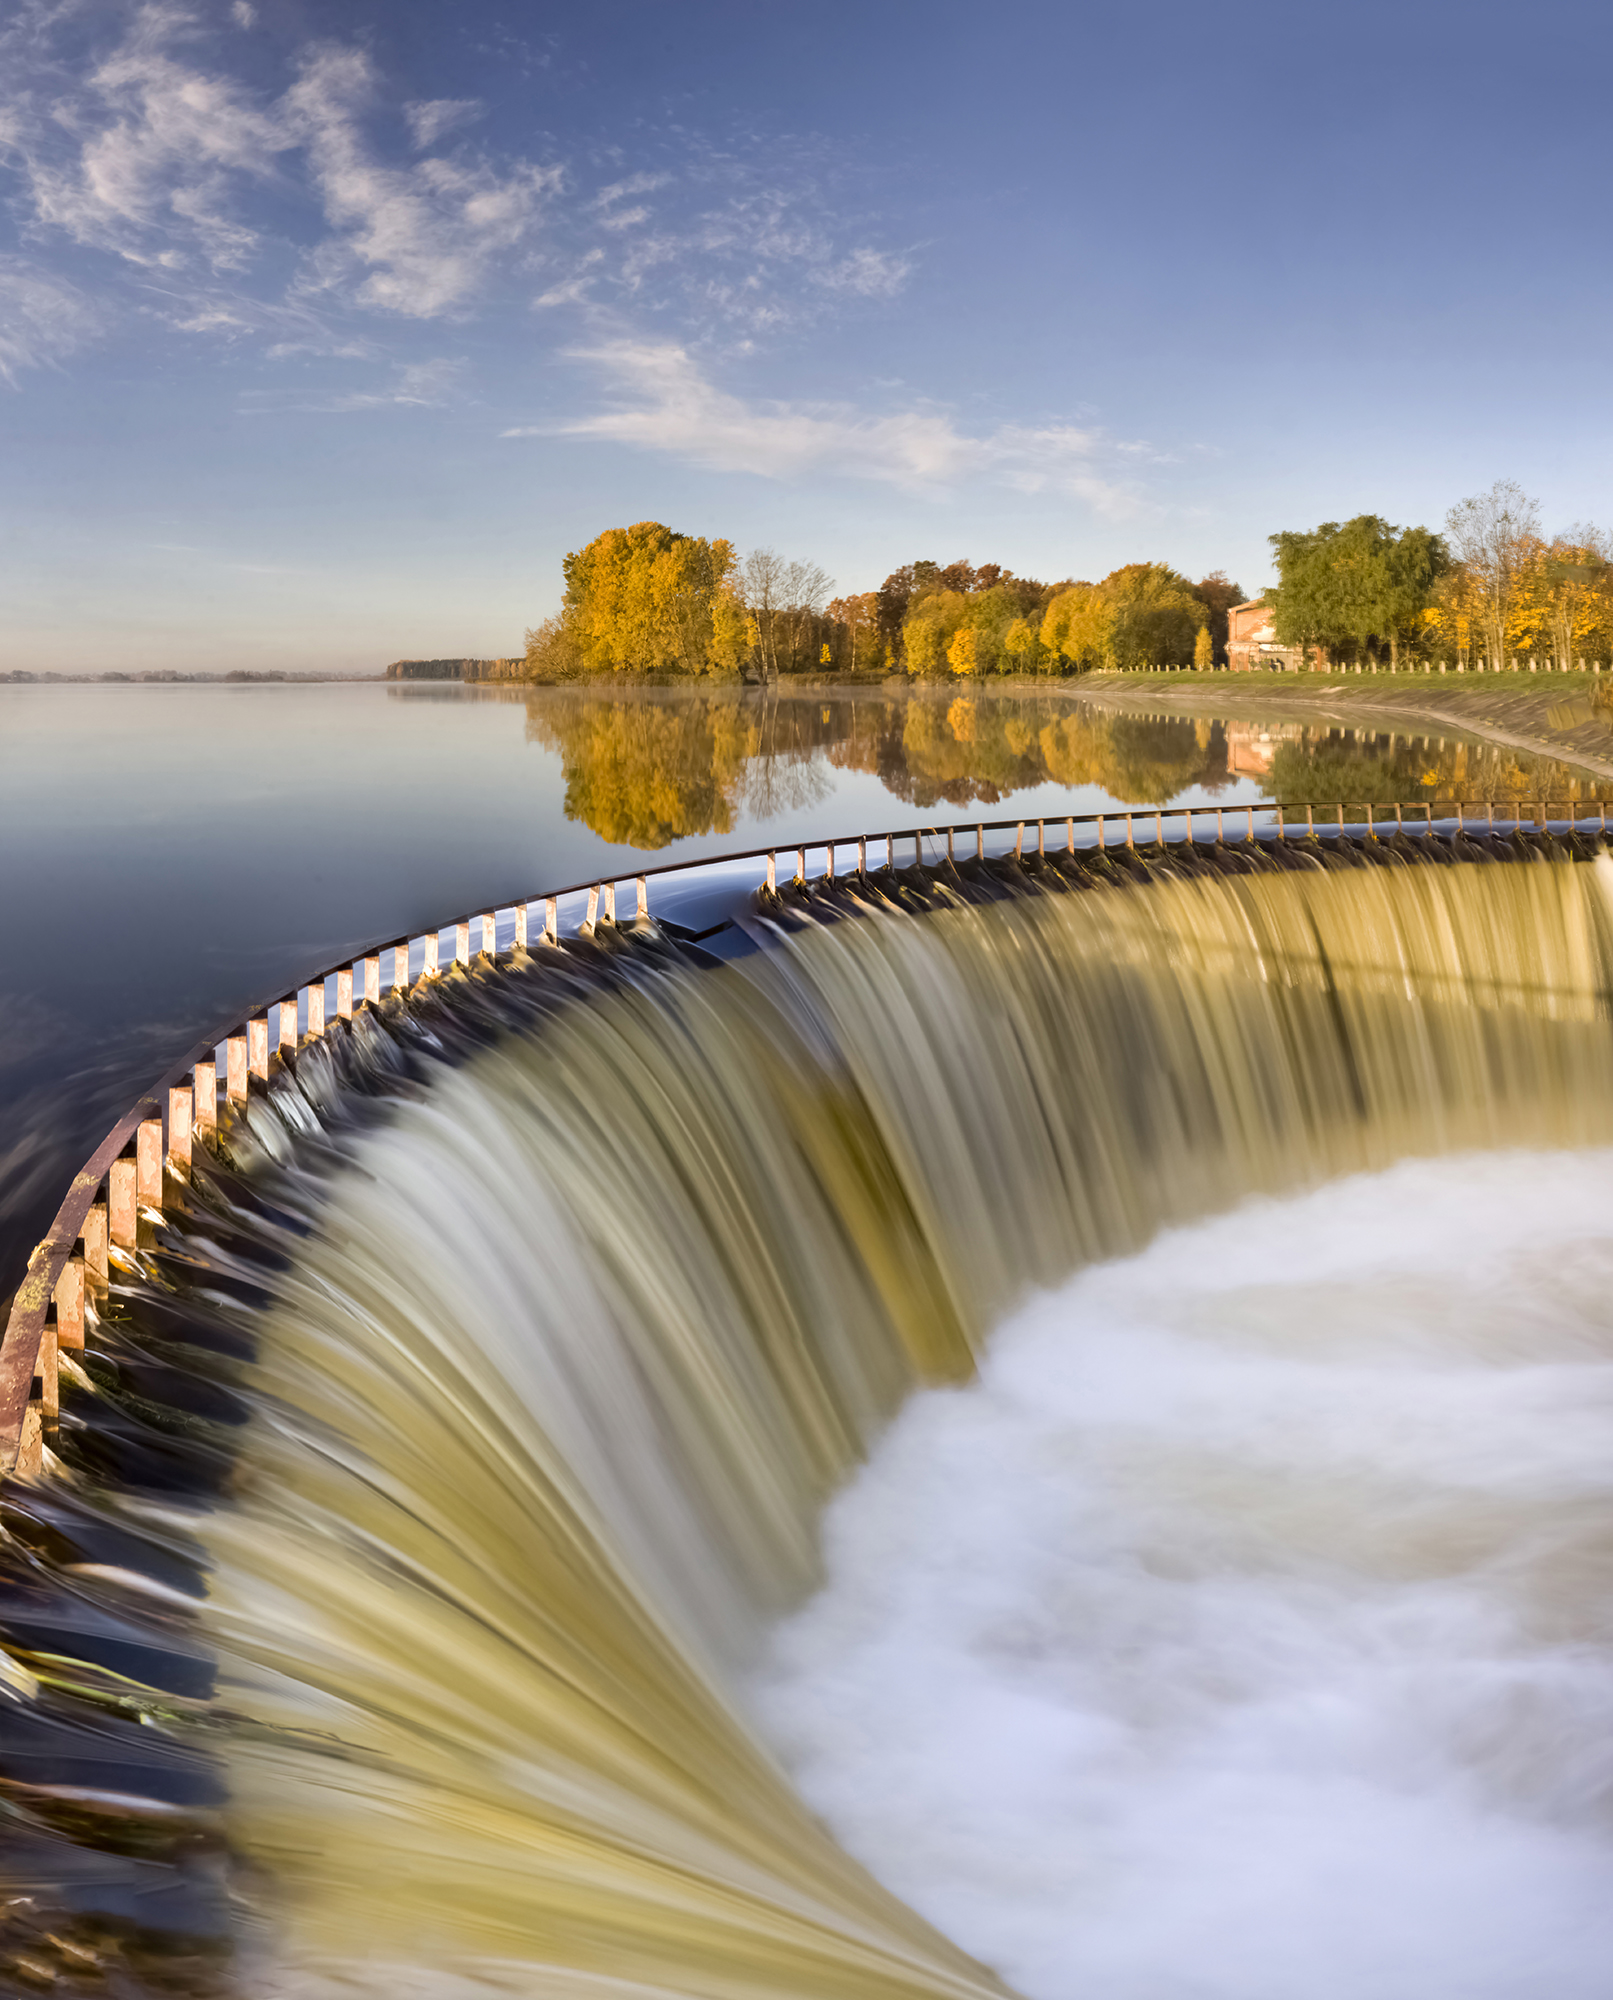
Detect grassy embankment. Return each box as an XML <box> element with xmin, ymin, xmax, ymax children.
<box><xmin>1076</xmin><ymin>670</ymin><xmax>1613</xmax><ymax>786</ymax></box>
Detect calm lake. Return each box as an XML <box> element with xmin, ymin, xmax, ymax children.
<box><xmin>0</xmin><ymin>676</ymin><xmax>1599</xmax><ymax>1298</ymax></box>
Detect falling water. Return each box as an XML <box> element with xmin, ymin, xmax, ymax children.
<box><xmin>11</xmin><ymin>842</ymin><xmax>1613</xmax><ymax>1995</ymax></box>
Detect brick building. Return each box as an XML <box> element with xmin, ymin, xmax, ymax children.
<box><xmin>1226</xmin><ymin>600</ymin><xmax>1311</xmax><ymax>671</ymax></box>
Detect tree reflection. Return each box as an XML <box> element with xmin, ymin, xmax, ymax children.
<box><xmin>523</xmin><ymin>690</ymin><xmax>1234</xmax><ymax>844</ymax></box>
<box><xmin>520</xmin><ymin>689</ymin><xmax>1599</xmax><ymax>851</ymax></box>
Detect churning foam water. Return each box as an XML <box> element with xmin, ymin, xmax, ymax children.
<box><xmin>755</xmin><ymin>1152</ymin><xmax>1613</xmax><ymax>2000</ymax></box>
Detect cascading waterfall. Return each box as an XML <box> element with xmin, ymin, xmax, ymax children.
<box><xmin>11</xmin><ymin>842</ymin><xmax>1613</xmax><ymax>1997</ymax></box>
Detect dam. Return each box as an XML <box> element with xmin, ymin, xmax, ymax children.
<box><xmin>5</xmin><ymin>803</ymin><xmax>1613</xmax><ymax>1997</ymax></box>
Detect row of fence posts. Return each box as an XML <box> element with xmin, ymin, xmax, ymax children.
<box><xmin>12</xmin><ymin>801</ymin><xmax>1611</xmax><ymax>1472</ymax></box>
<box><xmin>1123</xmin><ymin>659</ymin><xmax>1609</xmax><ymax>674</ymax></box>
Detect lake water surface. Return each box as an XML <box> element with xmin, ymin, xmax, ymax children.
<box><xmin>0</xmin><ymin>677</ymin><xmax>1601</xmax><ymax>1298</ymax></box>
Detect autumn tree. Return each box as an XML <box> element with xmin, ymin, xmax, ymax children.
<box><xmin>1194</xmin><ymin>625</ymin><xmax>1213</xmax><ymax>670</ymax></box>
<box><xmin>562</xmin><ymin>522</ymin><xmax>741</xmax><ymax>674</ymax></box>
<box><xmin>1443</xmin><ymin>481</ymin><xmax>1540</xmax><ymax>668</ymax></box>
<box><xmin>827</xmin><ymin>591</ymin><xmax>879</xmax><ymax>671</ymax></box>
<box><xmin>1040</xmin><ymin>582</ymin><xmax>1114</xmax><ymax>670</ymax></box>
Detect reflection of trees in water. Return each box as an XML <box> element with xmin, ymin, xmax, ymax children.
<box><xmin>521</xmin><ymin>689</ymin><xmax>1235</xmax><ymax>847</ymax></box>
<box><xmin>1267</xmin><ymin>728</ymin><xmax>1597</xmax><ymax>808</ymax></box>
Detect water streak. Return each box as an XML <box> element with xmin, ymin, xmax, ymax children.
<box><xmin>14</xmin><ymin>849</ymin><xmax>1613</xmax><ymax>1995</ymax></box>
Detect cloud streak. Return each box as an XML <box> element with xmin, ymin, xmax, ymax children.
<box><xmin>507</xmin><ymin>341</ymin><xmax>1138</xmax><ymax>509</ymax></box>
<box><xmin>0</xmin><ymin>257</ymin><xmax>99</xmax><ymax>384</ymax></box>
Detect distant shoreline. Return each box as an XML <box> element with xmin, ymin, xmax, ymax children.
<box><xmin>0</xmin><ymin>670</ymin><xmax>386</xmax><ymax>685</ymax></box>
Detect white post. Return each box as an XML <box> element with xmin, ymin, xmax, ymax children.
<box><xmin>194</xmin><ymin>1060</ymin><xmax>217</xmax><ymax>1139</ymax></box>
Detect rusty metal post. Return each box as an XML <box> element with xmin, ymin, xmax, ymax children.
<box><xmin>515</xmin><ymin>904</ymin><xmax>529</xmax><ymax>949</ymax></box>
<box><xmin>1216</xmin><ymin>808</ymin><xmax>1225</xmax><ymax>840</ymax></box>
<box><xmin>307</xmin><ymin>981</ymin><xmax>325</xmax><ymax>1037</ymax></box>
<box><xmin>603</xmin><ymin>882</ymin><xmax>616</xmax><ymax>923</ymax></box>
<box><xmin>1038</xmin><ymin>820</ymin><xmax>1045</xmax><ymax>857</ymax></box>
<box><xmin>336</xmin><ymin>967</ymin><xmax>353</xmax><ymax>1019</ymax></box>
<box><xmin>947</xmin><ymin>825</ymin><xmax>955</xmax><ymax>863</ymax></box>
<box><xmin>364</xmin><ymin>956</ymin><xmax>381</xmax><ymax>1004</ymax></box>
<box><xmin>797</xmin><ymin>846</ymin><xmax>806</xmax><ymax>883</ymax></box>
<box><xmin>1097</xmin><ymin>814</ymin><xmax>1106</xmax><ymax>848</ymax></box>
<box><xmin>37</xmin><ymin>1315</ymin><xmax>56</xmax><ymax>1434</ymax></box>
<box><xmin>1248</xmin><ymin>806</ymin><xmax>1257</xmax><ymax>840</ymax></box>
<box><xmin>1014</xmin><ymin>823</ymin><xmax>1024</xmax><ymax>860</ymax></box>
<box><xmin>1155</xmin><ymin>810</ymin><xmax>1164</xmax><ymax>845</ymax></box>
<box><xmin>585</xmin><ymin>886</ymin><xmax>600</xmax><ymax>929</ymax></box>
<box><xmin>109</xmin><ymin>1158</ymin><xmax>137</xmax><ymax>1251</ymax></box>
<box><xmin>857</xmin><ymin>838</ymin><xmax>867</xmax><ymax>876</ymax></box>
<box><xmin>54</xmin><ymin>1256</ymin><xmax>84</xmax><ymax>1354</ymax></box>
<box><xmin>1126</xmin><ymin>814</ymin><xmax>1135</xmax><ymax>848</ymax></box>
<box><xmin>544</xmin><ymin>897</ymin><xmax>558</xmax><ymax>944</ymax></box>
<box><xmin>456</xmin><ymin>921</ymin><xmax>471</xmax><ymax>966</ymax></box>
<box><xmin>227</xmin><ymin>1034</ymin><xmax>248</xmax><ymax>1103</ymax></box>
<box><xmin>481</xmin><ymin>912</ymin><xmax>496</xmax><ymax>954</ymax></box>
<box><xmin>1276</xmin><ymin>804</ymin><xmax>1285</xmax><ymax>839</ymax></box>
<box><xmin>1066</xmin><ymin>816</ymin><xmax>1074</xmax><ymax>852</ymax></box>
<box><xmin>1306</xmin><ymin>803</ymin><xmax>1314</xmax><ymax>835</ymax></box>
<box><xmin>248</xmin><ymin>1016</ymin><xmax>269</xmax><ymax>1081</ymax></box>
<box><xmin>278</xmin><ymin>997</ymin><xmax>297</xmax><ymax>1050</ymax></box>
<box><xmin>976</xmin><ymin>824</ymin><xmax>984</xmax><ymax>862</ymax></box>
<box><xmin>886</xmin><ymin>833</ymin><xmax>894</xmax><ymax>868</ymax></box>
<box><xmin>168</xmin><ymin>1087</ymin><xmax>192</xmax><ymax>1175</ymax></box>
<box><xmin>422</xmin><ymin>932</ymin><xmax>440</xmax><ymax>978</ymax></box>
<box><xmin>194</xmin><ymin>1059</ymin><xmax>216</xmax><ymax>1139</ymax></box>
<box><xmin>766</xmin><ymin>852</ymin><xmax>777</xmax><ymax>893</ymax></box>
<box><xmin>393</xmin><ymin>943</ymin><xmax>410</xmax><ymax>991</ymax></box>
<box><xmin>827</xmin><ymin>843</ymin><xmax>836</xmax><ymax>881</ymax></box>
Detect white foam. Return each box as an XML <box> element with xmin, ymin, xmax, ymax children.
<box><xmin>754</xmin><ymin>1152</ymin><xmax>1613</xmax><ymax>1999</ymax></box>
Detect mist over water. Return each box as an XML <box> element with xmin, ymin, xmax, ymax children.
<box><xmin>756</xmin><ymin>1155</ymin><xmax>1613</xmax><ymax>2000</ymax></box>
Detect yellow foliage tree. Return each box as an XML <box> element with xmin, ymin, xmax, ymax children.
<box><xmin>903</xmin><ymin>590</ymin><xmax>972</xmax><ymax>675</ymax></box>
<box><xmin>947</xmin><ymin>626</ymin><xmax>979</xmax><ymax>675</ymax></box>
<box><xmin>1040</xmin><ymin>584</ymin><xmax>1114</xmax><ymax>670</ymax></box>
<box><xmin>562</xmin><ymin>522</ymin><xmax>740</xmax><ymax>674</ymax></box>
<box><xmin>1193</xmin><ymin>625</ymin><xmax>1213</xmax><ymax>670</ymax></box>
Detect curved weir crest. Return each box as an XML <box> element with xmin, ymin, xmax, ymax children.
<box><xmin>9</xmin><ymin>824</ymin><xmax>1613</xmax><ymax>1994</ymax></box>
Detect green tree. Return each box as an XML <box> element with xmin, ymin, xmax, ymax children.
<box><xmin>1103</xmin><ymin>563</ymin><xmax>1207</xmax><ymax>669</ymax></box>
<box><xmin>1269</xmin><ymin>515</ymin><xmax>1450</xmax><ymax>669</ymax></box>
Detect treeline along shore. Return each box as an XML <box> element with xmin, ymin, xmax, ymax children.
<box><xmin>411</xmin><ymin>481</ymin><xmax>1613</xmax><ymax>686</ymax></box>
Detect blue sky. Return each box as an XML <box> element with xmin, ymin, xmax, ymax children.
<box><xmin>3</xmin><ymin>0</ymin><xmax>1611</xmax><ymax>673</ymax></box>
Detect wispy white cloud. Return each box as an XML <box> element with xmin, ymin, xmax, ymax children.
<box><xmin>505</xmin><ymin>341</ymin><xmax>1137</xmax><ymax>510</ymax></box>
<box><xmin>285</xmin><ymin>48</ymin><xmax>558</xmax><ymax>318</ymax></box>
<box><xmin>240</xmin><ymin>353</ymin><xmax>467</xmax><ymax>414</ymax></box>
<box><xmin>11</xmin><ymin>4</ymin><xmax>291</xmax><ymax>271</ymax></box>
<box><xmin>594</xmin><ymin>171</ymin><xmax>671</xmax><ymax>210</ymax></box>
<box><xmin>1</xmin><ymin>13</ymin><xmax>555</xmax><ymax>323</ymax></box>
<box><xmin>403</xmin><ymin>97</ymin><xmax>482</xmax><ymax>150</ymax></box>
<box><xmin>0</xmin><ymin>256</ymin><xmax>99</xmax><ymax>383</ymax></box>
